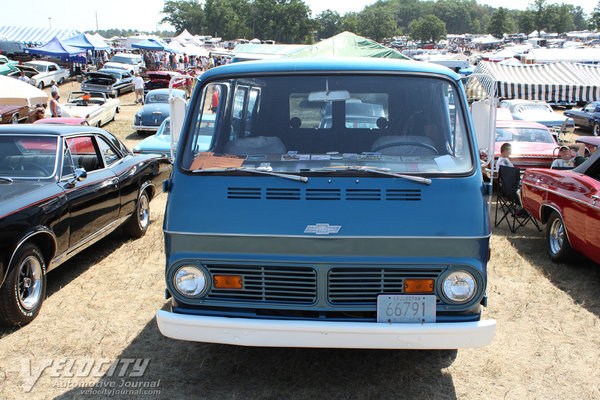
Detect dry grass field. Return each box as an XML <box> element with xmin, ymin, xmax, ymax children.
<box><xmin>0</xmin><ymin>80</ymin><xmax>599</xmax><ymax>399</ymax></box>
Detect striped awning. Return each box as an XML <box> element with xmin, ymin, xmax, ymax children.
<box><xmin>468</xmin><ymin>61</ymin><xmax>600</xmax><ymax>103</ymax></box>
<box><xmin>0</xmin><ymin>26</ymin><xmax>79</xmax><ymax>46</ymax></box>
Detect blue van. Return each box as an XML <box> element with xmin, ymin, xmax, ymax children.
<box><xmin>156</xmin><ymin>58</ymin><xmax>496</xmax><ymax>348</ymax></box>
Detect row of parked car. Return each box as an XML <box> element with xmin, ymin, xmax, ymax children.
<box><xmin>489</xmin><ymin>98</ymin><xmax>600</xmax><ymax>267</ymax></box>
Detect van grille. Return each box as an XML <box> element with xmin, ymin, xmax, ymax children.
<box><xmin>328</xmin><ymin>267</ymin><xmax>445</xmax><ymax>304</ymax></box>
<box><xmin>227</xmin><ymin>187</ymin><xmax>422</xmax><ymax>201</ymax></box>
<box><xmin>206</xmin><ymin>265</ymin><xmax>317</xmax><ymax>303</ymax></box>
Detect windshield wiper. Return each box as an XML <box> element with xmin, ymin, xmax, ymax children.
<box><xmin>196</xmin><ymin>167</ymin><xmax>308</xmax><ymax>183</ymax></box>
<box><xmin>0</xmin><ymin>177</ymin><xmax>13</xmax><ymax>184</ymax></box>
<box><xmin>314</xmin><ymin>166</ymin><xmax>431</xmax><ymax>185</ymax></box>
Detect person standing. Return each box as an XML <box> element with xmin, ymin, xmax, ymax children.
<box><xmin>18</xmin><ymin>71</ymin><xmax>31</xmax><ymax>84</ymax></box>
<box><xmin>50</xmin><ymin>80</ymin><xmax>59</xmax><ymax>100</ymax></box>
<box><xmin>133</xmin><ymin>73</ymin><xmax>145</xmax><ymax>104</ymax></box>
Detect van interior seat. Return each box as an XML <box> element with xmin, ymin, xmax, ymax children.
<box><xmin>224</xmin><ymin>136</ymin><xmax>286</xmax><ymax>155</ymax></box>
<box><xmin>371</xmin><ymin>135</ymin><xmax>438</xmax><ymax>156</ymax></box>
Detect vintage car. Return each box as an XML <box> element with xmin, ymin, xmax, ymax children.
<box><xmin>564</xmin><ymin>102</ymin><xmax>600</xmax><ymax>136</ymax></box>
<box><xmin>486</xmin><ymin>120</ymin><xmax>559</xmax><ymax>177</ymax></box>
<box><xmin>575</xmin><ymin>136</ymin><xmax>600</xmax><ymax>156</ymax></box>
<box><xmin>0</xmin><ymin>55</ymin><xmax>18</xmax><ymax>76</ymax></box>
<box><xmin>133</xmin><ymin>89</ymin><xmax>186</xmax><ymax>135</ymax></box>
<box><xmin>33</xmin><ymin>117</ymin><xmax>89</xmax><ymax>126</ymax></box>
<box><xmin>521</xmin><ymin>150</ymin><xmax>600</xmax><ymax>264</ymax></box>
<box><xmin>21</xmin><ymin>61</ymin><xmax>70</xmax><ymax>89</ymax></box>
<box><xmin>81</xmin><ymin>68</ymin><xmax>135</xmax><ymax>97</ymax></box>
<box><xmin>61</xmin><ymin>92</ymin><xmax>120</xmax><ymax>127</ymax></box>
<box><xmin>133</xmin><ymin>115</ymin><xmax>214</xmax><ymax>157</ymax></box>
<box><xmin>0</xmin><ymin>125</ymin><xmax>171</xmax><ymax>326</ymax></box>
<box><xmin>498</xmin><ymin>99</ymin><xmax>575</xmax><ymax>137</ymax></box>
<box><xmin>103</xmin><ymin>53</ymin><xmax>143</xmax><ymax>74</ymax></box>
<box><xmin>156</xmin><ymin>58</ymin><xmax>496</xmax><ymax>349</ymax></box>
<box><xmin>0</xmin><ymin>104</ymin><xmax>30</xmax><ymax>124</ymax></box>
<box><xmin>143</xmin><ymin>71</ymin><xmax>185</xmax><ymax>95</ymax></box>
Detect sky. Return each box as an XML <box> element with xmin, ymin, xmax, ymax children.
<box><xmin>0</xmin><ymin>0</ymin><xmax>596</xmax><ymax>33</ymax></box>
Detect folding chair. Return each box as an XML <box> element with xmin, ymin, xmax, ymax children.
<box><xmin>494</xmin><ymin>165</ymin><xmax>541</xmax><ymax>233</ymax></box>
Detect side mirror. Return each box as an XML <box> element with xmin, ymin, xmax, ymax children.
<box><xmin>74</xmin><ymin>168</ymin><xmax>87</xmax><ymax>182</ymax></box>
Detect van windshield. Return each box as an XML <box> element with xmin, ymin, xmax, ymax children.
<box><xmin>181</xmin><ymin>75</ymin><xmax>474</xmax><ymax>175</ymax></box>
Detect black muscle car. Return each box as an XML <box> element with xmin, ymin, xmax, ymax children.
<box><xmin>81</xmin><ymin>68</ymin><xmax>135</xmax><ymax>97</ymax></box>
<box><xmin>0</xmin><ymin>125</ymin><xmax>171</xmax><ymax>326</ymax></box>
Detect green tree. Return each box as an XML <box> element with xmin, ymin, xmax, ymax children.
<box><xmin>432</xmin><ymin>0</ymin><xmax>474</xmax><ymax>34</ymax></box>
<box><xmin>252</xmin><ymin>0</ymin><xmax>315</xmax><ymax>43</ymax></box>
<box><xmin>591</xmin><ymin>1</ymin><xmax>600</xmax><ymax>30</ymax></box>
<box><xmin>317</xmin><ymin>10</ymin><xmax>342</xmax><ymax>39</ymax></box>
<box><xmin>358</xmin><ymin>7</ymin><xmax>397</xmax><ymax>41</ymax></box>
<box><xmin>571</xmin><ymin>6</ymin><xmax>587</xmax><ymax>30</ymax></box>
<box><xmin>339</xmin><ymin>12</ymin><xmax>360</xmax><ymax>34</ymax></box>
<box><xmin>529</xmin><ymin>0</ymin><xmax>547</xmax><ymax>32</ymax></box>
<box><xmin>487</xmin><ymin>7</ymin><xmax>513</xmax><ymax>38</ymax></box>
<box><xmin>409</xmin><ymin>14</ymin><xmax>446</xmax><ymax>43</ymax></box>
<box><xmin>204</xmin><ymin>0</ymin><xmax>252</xmax><ymax>39</ymax></box>
<box><xmin>161</xmin><ymin>0</ymin><xmax>206</xmax><ymax>35</ymax></box>
<box><xmin>515</xmin><ymin>10</ymin><xmax>536</xmax><ymax>33</ymax></box>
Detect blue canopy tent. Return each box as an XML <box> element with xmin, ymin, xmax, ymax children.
<box><xmin>26</xmin><ymin>36</ymin><xmax>86</xmax><ymax>63</ymax></box>
<box><xmin>0</xmin><ymin>26</ymin><xmax>79</xmax><ymax>45</ymax></box>
<box><xmin>131</xmin><ymin>38</ymin><xmax>174</xmax><ymax>52</ymax></box>
<box><xmin>62</xmin><ymin>33</ymin><xmax>109</xmax><ymax>51</ymax></box>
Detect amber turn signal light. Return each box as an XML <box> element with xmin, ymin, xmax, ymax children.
<box><xmin>404</xmin><ymin>279</ymin><xmax>434</xmax><ymax>293</ymax></box>
<box><xmin>213</xmin><ymin>275</ymin><xmax>243</xmax><ymax>289</ymax></box>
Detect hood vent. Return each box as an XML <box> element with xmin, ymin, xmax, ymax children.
<box><xmin>346</xmin><ymin>189</ymin><xmax>381</xmax><ymax>201</ymax></box>
<box><xmin>266</xmin><ymin>188</ymin><xmax>301</xmax><ymax>200</ymax></box>
<box><xmin>227</xmin><ymin>187</ymin><xmax>261</xmax><ymax>199</ymax></box>
<box><xmin>386</xmin><ymin>189</ymin><xmax>421</xmax><ymax>201</ymax></box>
<box><xmin>306</xmin><ymin>189</ymin><xmax>341</xmax><ymax>200</ymax></box>
<box><xmin>227</xmin><ymin>187</ymin><xmax>422</xmax><ymax>201</ymax></box>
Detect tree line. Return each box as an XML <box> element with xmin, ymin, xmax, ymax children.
<box><xmin>109</xmin><ymin>0</ymin><xmax>600</xmax><ymax>45</ymax></box>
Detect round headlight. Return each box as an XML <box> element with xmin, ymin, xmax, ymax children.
<box><xmin>173</xmin><ymin>265</ymin><xmax>207</xmax><ymax>297</ymax></box>
<box><xmin>442</xmin><ymin>271</ymin><xmax>477</xmax><ymax>303</ymax></box>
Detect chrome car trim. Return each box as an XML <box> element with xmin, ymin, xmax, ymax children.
<box><xmin>49</xmin><ymin>214</ymin><xmax>132</xmax><ymax>270</ymax></box>
<box><xmin>132</xmin><ymin>125</ymin><xmax>160</xmax><ymax>131</ymax></box>
<box><xmin>1</xmin><ymin>228</ymin><xmax>57</xmax><ymax>288</ymax></box>
<box><xmin>163</xmin><ymin>230</ymin><xmax>492</xmax><ymax>240</ymax></box>
<box><xmin>523</xmin><ymin>181</ymin><xmax>600</xmax><ymax>212</ymax></box>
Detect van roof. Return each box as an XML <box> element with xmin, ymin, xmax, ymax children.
<box><xmin>199</xmin><ymin>57</ymin><xmax>460</xmax><ymax>81</ymax></box>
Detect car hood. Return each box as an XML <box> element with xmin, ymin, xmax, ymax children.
<box><xmin>85</xmin><ymin>72</ymin><xmax>117</xmax><ymax>83</ymax></box>
<box><xmin>147</xmin><ymin>72</ymin><xmax>172</xmax><ymax>81</ymax></box>
<box><xmin>0</xmin><ymin>104</ymin><xmax>24</xmax><ymax>113</ymax></box>
<box><xmin>495</xmin><ymin>141</ymin><xmax>558</xmax><ymax>157</ymax></box>
<box><xmin>16</xmin><ymin>64</ymin><xmax>39</xmax><ymax>75</ymax></box>
<box><xmin>513</xmin><ymin>111</ymin><xmax>565</xmax><ymax>124</ymax></box>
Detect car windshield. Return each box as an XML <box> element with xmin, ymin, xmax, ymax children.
<box><xmin>24</xmin><ymin>62</ymin><xmax>46</xmax><ymax>72</ymax></box>
<box><xmin>515</xmin><ymin>103</ymin><xmax>551</xmax><ymax>113</ymax></box>
<box><xmin>496</xmin><ymin>127</ymin><xmax>556</xmax><ymax>144</ymax></box>
<box><xmin>146</xmin><ymin>93</ymin><xmax>169</xmax><ymax>103</ymax></box>
<box><xmin>180</xmin><ymin>75</ymin><xmax>474</xmax><ymax>175</ymax></box>
<box><xmin>110</xmin><ymin>55</ymin><xmax>138</xmax><ymax>64</ymax></box>
<box><xmin>0</xmin><ymin>135</ymin><xmax>58</xmax><ymax>178</ymax></box>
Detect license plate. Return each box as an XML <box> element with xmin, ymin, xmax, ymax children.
<box><xmin>376</xmin><ymin>295</ymin><xmax>436</xmax><ymax>323</ymax></box>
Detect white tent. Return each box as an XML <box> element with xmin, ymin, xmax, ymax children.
<box><xmin>0</xmin><ymin>75</ymin><xmax>48</xmax><ymax>107</ymax></box>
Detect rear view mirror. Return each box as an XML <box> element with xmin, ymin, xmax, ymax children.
<box><xmin>308</xmin><ymin>90</ymin><xmax>350</xmax><ymax>102</ymax></box>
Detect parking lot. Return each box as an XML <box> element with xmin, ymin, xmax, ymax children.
<box><xmin>0</xmin><ymin>81</ymin><xmax>598</xmax><ymax>400</ymax></box>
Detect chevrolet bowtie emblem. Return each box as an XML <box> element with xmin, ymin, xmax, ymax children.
<box><xmin>304</xmin><ymin>223</ymin><xmax>341</xmax><ymax>235</ymax></box>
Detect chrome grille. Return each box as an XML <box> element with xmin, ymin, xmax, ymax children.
<box><xmin>328</xmin><ymin>267</ymin><xmax>445</xmax><ymax>304</ymax></box>
<box><xmin>206</xmin><ymin>265</ymin><xmax>317</xmax><ymax>303</ymax></box>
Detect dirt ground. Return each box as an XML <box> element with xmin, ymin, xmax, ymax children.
<box><xmin>0</xmin><ymin>80</ymin><xmax>599</xmax><ymax>399</ymax></box>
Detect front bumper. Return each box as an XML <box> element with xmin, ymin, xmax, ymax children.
<box><xmin>156</xmin><ymin>310</ymin><xmax>496</xmax><ymax>349</ymax></box>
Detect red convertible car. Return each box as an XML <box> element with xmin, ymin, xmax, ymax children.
<box><xmin>521</xmin><ymin>150</ymin><xmax>600</xmax><ymax>264</ymax></box>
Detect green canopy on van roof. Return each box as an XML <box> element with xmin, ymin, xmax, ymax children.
<box><xmin>285</xmin><ymin>32</ymin><xmax>411</xmax><ymax>60</ymax></box>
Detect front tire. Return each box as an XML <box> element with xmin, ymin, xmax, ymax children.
<box><xmin>0</xmin><ymin>243</ymin><xmax>46</xmax><ymax>326</ymax></box>
<box><xmin>123</xmin><ymin>190</ymin><xmax>150</xmax><ymax>238</ymax></box>
<box><xmin>546</xmin><ymin>211</ymin><xmax>575</xmax><ymax>263</ymax></box>
<box><xmin>593</xmin><ymin>122</ymin><xmax>599</xmax><ymax>137</ymax></box>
